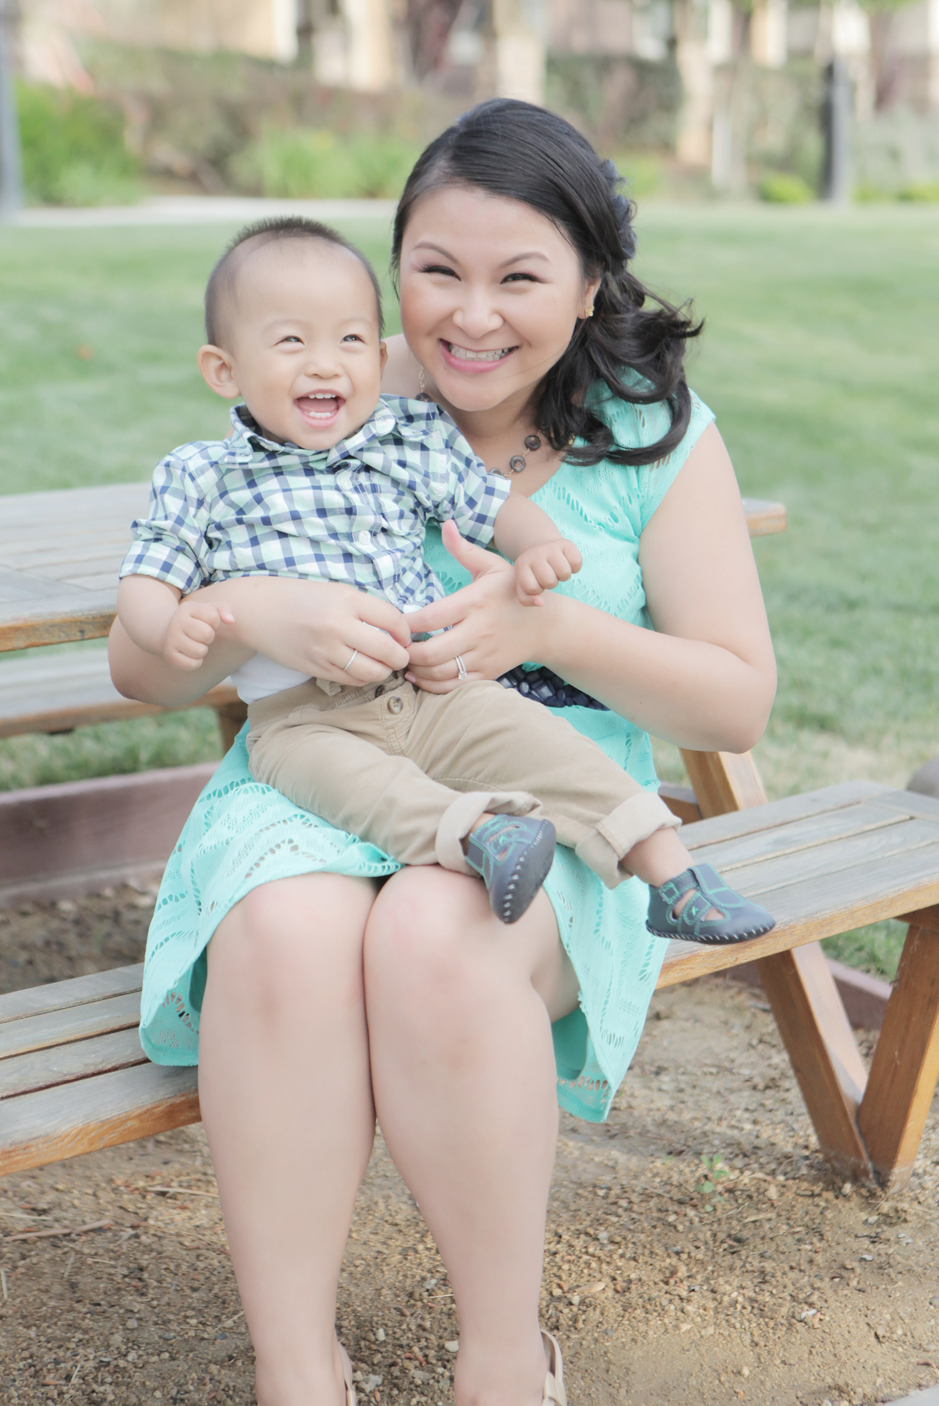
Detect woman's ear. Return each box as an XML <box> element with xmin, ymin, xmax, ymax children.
<box><xmin>197</xmin><ymin>345</ymin><xmax>241</xmax><ymax>400</ymax></box>
<box><xmin>582</xmin><ymin>276</ymin><xmax>602</xmax><ymax>319</ymax></box>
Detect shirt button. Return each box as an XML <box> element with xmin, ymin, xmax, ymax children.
<box><xmin>387</xmin><ymin>695</ymin><xmax>404</xmax><ymax>714</ymax></box>
<box><xmin>356</xmin><ymin>529</ymin><xmax>372</xmax><ymax>546</ymax></box>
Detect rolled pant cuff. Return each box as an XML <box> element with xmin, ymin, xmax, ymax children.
<box><xmin>435</xmin><ymin>791</ymin><xmax>542</xmax><ymax>875</ymax></box>
<box><xmin>574</xmin><ymin>791</ymin><xmax>681</xmax><ymax>890</ymax></box>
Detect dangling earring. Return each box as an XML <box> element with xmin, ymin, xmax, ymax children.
<box><xmin>417</xmin><ymin>368</ymin><xmax>432</xmax><ymax>402</ymax></box>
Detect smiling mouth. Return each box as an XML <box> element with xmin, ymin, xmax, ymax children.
<box><xmin>295</xmin><ymin>393</ymin><xmax>344</xmax><ymax>420</ymax></box>
<box><xmin>443</xmin><ymin>342</ymin><xmax>515</xmax><ymax>363</ymax></box>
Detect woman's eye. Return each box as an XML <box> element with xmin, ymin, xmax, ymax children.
<box><xmin>502</xmin><ymin>272</ymin><xmax>538</xmax><ymax>284</ymax></box>
<box><xmin>418</xmin><ymin>263</ymin><xmax>458</xmax><ymax>278</ymax></box>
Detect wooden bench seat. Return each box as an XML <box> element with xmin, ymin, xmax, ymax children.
<box><xmin>3</xmin><ymin>778</ymin><xmax>938</xmax><ymax>1191</ymax></box>
<box><xmin>0</xmin><ymin>649</ymin><xmax>247</xmax><ymax>748</ymax></box>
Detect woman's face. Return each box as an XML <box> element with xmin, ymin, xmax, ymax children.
<box><xmin>397</xmin><ymin>185</ymin><xmax>599</xmax><ymax>415</ymax></box>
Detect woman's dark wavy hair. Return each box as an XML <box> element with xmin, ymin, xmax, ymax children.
<box><xmin>391</xmin><ymin>99</ymin><xmax>702</xmax><ymax>468</ymax></box>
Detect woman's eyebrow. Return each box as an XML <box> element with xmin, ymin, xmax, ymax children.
<box><xmin>412</xmin><ymin>240</ymin><xmax>550</xmax><ymax>268</ymax></box>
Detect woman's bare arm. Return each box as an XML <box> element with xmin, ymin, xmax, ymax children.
<box><xmin>405</xmin><ymin>425</ymin><xmax>776</xmax><ymax>753</ymax></box>
<box><xmin>109</xmin><ymin>575</ymin><xmax>412</xmax><ymax>705</ymax></box>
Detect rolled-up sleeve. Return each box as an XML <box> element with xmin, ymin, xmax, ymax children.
<box><xmin>120</xmin><ymin>452</ymin><xmax>210</xmax><ymax>595</ymax></box>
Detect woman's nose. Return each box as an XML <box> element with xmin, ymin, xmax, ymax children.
<box><xmin>451</xmin><ymin>290</ymin><xmax>504</xmax><ymax>340</ymax></box>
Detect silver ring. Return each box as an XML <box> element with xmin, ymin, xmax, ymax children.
<box><xmin>455</xmin><ymin>654</ymin><xmax>468</xmax><ymax>681</ymax></box>
<box><xmin>343</xmin><ymin>649</ymin><xmax>358</xmax><ymax>673</ymax></box>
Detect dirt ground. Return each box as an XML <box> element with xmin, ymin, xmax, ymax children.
<box><xmin>1</xmin><ymin>891</ymin><xmax>938</xmax><ymax>1406</ymax></box>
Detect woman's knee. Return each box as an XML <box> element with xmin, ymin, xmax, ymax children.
<box><xmin>364</xmin><ymin>866</ymin><xmax>510</xmax><ymax>1019</ymax></box>
<box><xmin>207</xmin><ymin>872</ymin><xmax>376</xmax><ymax>1020</ymax></box>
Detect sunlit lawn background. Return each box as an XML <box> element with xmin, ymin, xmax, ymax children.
<box><xmin>0</xmin><ymin>204</ymin><xmax>936</xmax><ymax>975</ymax></box>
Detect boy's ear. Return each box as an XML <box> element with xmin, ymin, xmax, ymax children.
<box><xmin>197</xmin><ymin>344</ymin><xmax>241</xmax><ymax>400</ymax></box>
<box><xmin>379</xmin><ymin>340</ymin><xmax>389</xmax><ymax>376</ymax></box>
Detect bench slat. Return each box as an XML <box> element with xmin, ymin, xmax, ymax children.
<box><xmin>681</xmin><ymin>780</ymin><xmax>894</xmax><ymax>850</ymax></box>
<box><xmin>722</xmin><ymin>816</ymin><xmax>939</xmax><ymax>896</ymax></box>
<box><xmin>0</xmin><ymin>1027</ymin><xmax>147</xmax><ymax>1099</ymax></box>
<box><xmin>0</xmin><ymin>1061</ymin><xmax>199</xmax><ymax>1177</ymax></box>
<box><xmin>658</xmin><ymin>837</ymin><xmax>939</xmax><ymax>987</ymax></box>
<box><xmin>0</xmin><ymin>992</ymin><xmax>141</xmax><ymax>1060</ymax></box>
<box><xmin>0</xmin><ymin>963</ymin><xmax>143</xmax><ymax>1024</ymax></box>
<box><xmin>691</xmin><ymin>799</ymin><xmax>912</xmax><ymax>871</ymax></box>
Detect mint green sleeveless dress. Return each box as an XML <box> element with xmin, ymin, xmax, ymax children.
<box><xmin>139</xmin><ymin>384</ymin><xmax>715</xmax><ymax>1122</ymax></box>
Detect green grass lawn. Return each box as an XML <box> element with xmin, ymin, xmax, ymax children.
<box><xmin>1</xmin><ymin>206</ymin><xmax>936</xmax><ymax>978</ymax></box>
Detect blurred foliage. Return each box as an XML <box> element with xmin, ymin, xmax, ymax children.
<box><xmin>16</xmin><ymin>82</ymin><xmax>142</xmax><ymax>206</ymax></box>
<box><xmin>229</xmin><ymin>127</ymin><xmax>422</xmax><ymax>199</ymax></box>
<box><xmin>74</xmin><ymin>40</ymin><xmax>461</xmax><ymax>195</ymax></box>
<box><xmin>759</xmin><ymin>171</ymin><xmax>815</xmax><ymax>202</ymax></box>
<box><xmin>823</xmin><ymin>920</ymin><xmax>906</xmax><ymax>981</ymax></box>
<box><xmin>854</xmin><ymin>108</ymin><xmax>939</xmax><ymax>199</ymax></box>
<box><xmin>547</xmin><ymin>52</ymin><xmax>683</xmax><ymax>152</ymax></box>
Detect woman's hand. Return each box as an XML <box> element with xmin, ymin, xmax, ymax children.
<box><xmin>110</xmin><ymin>575</ymin><xmax>412</xmax><ymax>706</ymax></box>
<box><xmin>195</xmin><ymin>575</ymin><xmax>412</xmax><ymax>686</ymax></box>
<box><xmin>404</xmin><ymin>521</ymin><xmax>554</xmax><ymax>692</ymax></box>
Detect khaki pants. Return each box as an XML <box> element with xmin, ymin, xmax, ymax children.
<box><xmin>246</xmin><ymin>674</ymin><xmax>679</xmax><ymax>889</ymax></box>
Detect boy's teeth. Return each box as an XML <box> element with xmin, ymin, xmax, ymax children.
<box><xmin>446</xmin><ymin>344</ymin><xmax>511</xmax><ymax>362</ymax></box>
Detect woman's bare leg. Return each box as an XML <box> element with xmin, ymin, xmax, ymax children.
<box><xmin>364</xmin><ymin>865</ymin><xmax>578</xmax><ymax>1406</ymax></box>
<box><xmin>198</xmin><ymin>873</ymin><xmax>378</xmax><ymax>1406</ymax></box>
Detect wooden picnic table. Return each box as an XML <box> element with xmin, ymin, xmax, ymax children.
<box><xmin>3</xmin><ymin>480</ymin><xmax>937</xmax><ymax>1197</ymax></box>
<box><xmin>0</xmin><ymin>482</ymin><xmax>787</xmax><ymax>654</ymax></box>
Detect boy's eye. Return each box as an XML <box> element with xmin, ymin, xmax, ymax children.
<box><xmin>278</xmin><ymin>335</ymin><xmax>302</xmax><ymax>345</ymax></box>
<box><xmin>341</xmin><ymin>333</ymin><xmax>365</xmax><ymax>343</ymax></box>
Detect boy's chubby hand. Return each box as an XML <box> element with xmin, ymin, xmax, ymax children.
<box><xmin>513</xmin><ymin>538</ymin><xmax>583</xmax><ymax>606</ymax></box>
<box><xmin>164</xmin><ymin>599</ymin><xmax>235</xmax><ymax>670</ymax></box>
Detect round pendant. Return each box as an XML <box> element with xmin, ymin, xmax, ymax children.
<box><xmin>416</xmin><ymin>392</ymin><xmax>433</xmax><ymax>402</ymax></box>
<box><xmin>524</xmin><ymin>434</ymin><xmax>542</xmax><ymax>452</ymax></box>
<box><xmin>508</xmin><ymin>454</ymin><xmax>527</xmax><ymax>473</ymax></box>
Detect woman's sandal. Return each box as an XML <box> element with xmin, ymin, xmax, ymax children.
<box><xmin>465</xmin><ymin>815</ymin><xmax>557</xmax><ymax>924</ymax></box>
<box><xmin>339</xmin><ymin>1342</ymin><xmax>357</xmax><ymax>1406</ymax></box>
<box><xmin>541</xmin><ymin>1329</ymin><xmax>567</xmax><ymax>1405</ymax></box>
<box><xmin>646</xmin><ymin>862</ymin><xmax>775</xmax><ymax>945</ymax></box>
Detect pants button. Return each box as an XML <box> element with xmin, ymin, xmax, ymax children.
<box><xmin>387</xmin><ymin>695</ymin><xmax>404</xmax><ymax>714</ymax></box>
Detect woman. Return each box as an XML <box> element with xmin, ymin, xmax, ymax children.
<box><xmin>110</xmin><ymin>100</ymin><xmax>776</xmax><ymax>1406</ymax></box>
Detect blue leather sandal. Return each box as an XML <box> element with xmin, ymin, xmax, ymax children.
<box><xmin>646</xmin><ymin>862</ymin><xmax>775</xmax><ymax>945</ymax></box>
<box><xmin>465</xmin><ymin>815</ymin><xmax>557</xmax><ymax>924</ymax></box>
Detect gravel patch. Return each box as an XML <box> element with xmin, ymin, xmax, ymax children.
<box><xmin>2</xmin><ymin>892</ymin><xmax>938</xmax><ymax>1405</ymax></box>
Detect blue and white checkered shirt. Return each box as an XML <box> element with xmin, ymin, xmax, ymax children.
<box><xmin>121</xmin><ymin>396</ymin><xmax>510</xmax><ymax>612</ymax></box>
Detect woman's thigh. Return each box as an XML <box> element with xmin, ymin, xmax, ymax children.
<box><xmin>203</xmin><ymin>871</ymin><xmax>381</xmax><ymax>1019</ymax></box>
<box><xmin>362</xmin><ymin>864</ymin><xmax>580</xmax><ymax>1025</ymax></box>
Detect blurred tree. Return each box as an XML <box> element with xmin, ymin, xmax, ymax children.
<box><xmin>406</xmin><ymin>0</ymin><xmax>464</xmax><ymax>78</ymax></box>
<box><xmin>0</xmin><ymin>0</ymin><xmax>22</xmax><ymax>217</ymax></box>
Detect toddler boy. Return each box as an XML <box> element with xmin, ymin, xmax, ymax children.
<box><xmin>118</xmin><ymin>217</ymin><xmax>773</xmax><ymax>941</ymax></box>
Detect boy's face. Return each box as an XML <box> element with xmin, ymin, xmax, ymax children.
<box><xmin>199</xmin><ymin>239</ymin><xmax>386</xmax><ymax>451</ymax></box>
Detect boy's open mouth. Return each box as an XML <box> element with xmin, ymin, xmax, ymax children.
<box><xmin>296</xmin><ymin>393</ymin><xmax>344</xmax><ymax>421</ymax></box>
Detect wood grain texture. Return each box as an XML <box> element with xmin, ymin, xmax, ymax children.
<box><xmin>690</xmin><ymin>799</ymin><xmax>916</xmax><ymax>872</ymax></box>
<box><xmin>679</xmin><ymin>780</ymin><xmax>893</xmax><ymax>850</ymax></box>
<box><xmin>0</xmin><ymin>993</ymin><xmax>141</xmax><ymax>1061</ymax></box>
<box><xmin>0</xmin><ymin>964</ymin><xmax>143</xmax><ymax>1024</ymax></box>
<box><xmin>741</xmin><ymin>498</ymin><xmax>786</xmax><ymax>536</ymax></box>
<box><xmin>0</xmin><ymin>1061</ymin><xmax>200</xmax><ymax>1176</ymax></box>
<box><xmin>858</xmin><ymin>913</ymin><xmax>939</xmax><ymax>1191</ymax></box>
<box><xmin>657</xmin><ymin>783</ymin><xmax>702</xmax><ymax>825</ymax></box>
<box><xmin>757</xmin><ymin>944</ymin><xmax>874</xmax><ymax>1181</ymax></box>
<box><xmin>657</xmin><ymin>839</ymin><xmax>939</xmax><ymax>986</ymax></box>
<box><xmin>680</xmin><ymin>749</ymin><xmax>768</xmax><ymax>815</ymax></box>
<box><xmin>0</xmin><ymin>1028</ymin><xmax>147</xmax><ymax>1099</ymax></box>
<box><xmin>0</xmin><ymin>649</ymin><xmax>241</xmax><ymax>738</ymax></box>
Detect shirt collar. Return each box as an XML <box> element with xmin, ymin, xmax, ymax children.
<box><xmin>228</xmin><ymin>399</ymin><xmax>400</xmax><ymax>468</ymax></box>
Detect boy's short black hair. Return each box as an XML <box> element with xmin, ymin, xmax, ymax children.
<box><xmin>204</xmin><ymin>216</ymin><xmax>385</xmax><ymax>347</ymax></box>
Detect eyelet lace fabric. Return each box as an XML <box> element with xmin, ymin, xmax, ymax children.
<box><xmin>140</xmin><ymin>387</ymin><xmax>715</xmax><ymax>1123</ymax></box>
